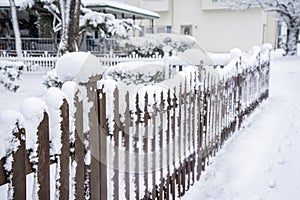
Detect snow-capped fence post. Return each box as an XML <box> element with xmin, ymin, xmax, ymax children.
<box><xmin>11</xmin><ymin>126</ymin><xmax>26</xmax><ymax>200</ymax></box>
<box><xmin>158</xmin><ymin>91</ymin><xmax>164</xmax><ymax>199</ymax></box>
<box><xmin>73</xmin><ymin>93</ymin><xmax>85</xmax><ymax>200</ymax></box>
<box><xmin>55</xmin><ymin>52</ymin><xmax>107</xmax><ymax>200</ymax></box>
<box><xmin>37</xmin><ymin>112</ymin><xmax>50</xmax><ymax>200</ymax></box>
<box><xmin>133</xmin><ymin>93</ymin><xmax>140</xmax><ymax>199</ymax></box>
<box><xmin>177</xmin><ymin>84</ymin><xmax>183</xmax><ymax>195</ymax></box>
<box><xmin>58</xmin><ymin>99</ymin><xmax>70</xmax><ymax>200</ymax></box>
<box><xmin>170</xmin><ymin>89</ymin><xmax>177</xmax><ymax>200</ymax></box>
<box><xmin>97</xmin><ymin>86</ymin><xmax>108</xmax><ymax>200</ymax></box>
<box><xmin>151</xmin><ymin>93</ymin><xmax>158</xmax><ymax>200</ymax></box>
<box><xmin>112</xmin><ymin>88</ymin><xmax>120</xmax><ymax>200</ymax></box>
<box><xmin>196</xmin><ymin>81</ymin><xmax>203</xmax><ymax>181</ymax></box>
<box><xmin>123</xmin><ymin>92</ymin><xmax>131</xmax><ymax>200</ymax></box>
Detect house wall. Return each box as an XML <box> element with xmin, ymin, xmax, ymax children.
<box><xmin>124</xmin><ymin>0</ymin><xmax>277</xmax><ymax>53</ymax></box>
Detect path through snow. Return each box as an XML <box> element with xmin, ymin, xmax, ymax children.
<box><xmin>183</xmin><ymin>57</ymin><xmax>300</xmax><ymax>200</ymax></box>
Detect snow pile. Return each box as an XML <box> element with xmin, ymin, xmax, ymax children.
<box><xmin>0</xmin><ymin>109</ymin><xmax>24</xmax><ymax>160</ymax></box>
<box><xmin>0</xmin><ymin>60</ymin><xmax>24</xmax><ymax>92</ymax></box>
<box><xmin>103</xmin><ymin>61</ymin><xmax>166</xmax><ymax>85</ymax></box>
<box><xmin>43</xmin><ymin>87</ymin><xmax>66</xmax><ymax>157</ymax></box>
<box><xmin>43</xmin><ymin>69</ymin><xmax>62</xmax><ymax>89</ymax></box>
<box><xmin>56</xmin><ymin>51</ymin><xmax>106</xmax><ymax>83</ymax></box>
<box><xmin>20</xmin><ymin>97</ymin><xmax>47</xmax><ymax>156</ymax></box>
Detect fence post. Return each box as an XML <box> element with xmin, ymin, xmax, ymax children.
<box><xmin>59</xmin><ymin>100</ymin><xmax>70</xmax><ymax>200</ymax></box>
<box><xmin>37</xmin><ymin>112</ymin><xmax>50</xmax><ymax>200</ymax></box>
<box><xmin>12</xmin><ymin>126</ymin><xmax>26</xmax><ymax>200</ymax></box>
<box><xmin>177</xmin><ymin>84</ymin><xmax>183</xmax><ymax>196</ymax></box>
<box><xmin>74</xmin><ymin>94</ymin><xmax>85</xmax><ymax>200</ymax></box>
<box><xmin>171</xmin><ymin>88</ymin><xmax>177</xmax><ymax>200</ymax></box>
<box><xmin>158</xmin><ymin>92</ymin><xmax>164</xmax><ymax>200</ymax></box>
<box><xmin>143</xmin><ymin>92</ymin><xmax>149</xmax><ymax>199</ymax></box>
<box><xmin>151</xmin><ymin>93</ymin><xmax>157</xmax><ymax>200</ymax></box>
<box><xmin>99</xmin><ymin>87</ymin><xmax>108</xmax><ymax>200</ymax></box>
<box><xmin>124</xmin><ymin>92</ymin><xmax>131</xmax><ymax>200</ymax></box>
<box><xmin>81</xmin><ymin>75</ymin><xmax>103</xmax><ymax>200</ymax></box>
<box><xmin>112</xmin><ymin>88</ymin><xmax>120</xmax><ymax>200</ymax></box>
<box><xmin>134</xmin><ymin>93</ymin><xmax>140</xmax><ymax>200</ymax></box>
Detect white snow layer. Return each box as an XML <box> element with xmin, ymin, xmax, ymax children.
<box><xmin>56</xmin><ymin>52</ymin><xmax>106</xmax><ymax>83</ymax></box>
<box><xmin>0</xmin><ymin>109</ymin><xmax>24</xmax><ymax>159</ymax></box>
<box><xmin>20</xmin><ymin>97</ymin><xmax>47</xmax><ymax>153</ymax></box>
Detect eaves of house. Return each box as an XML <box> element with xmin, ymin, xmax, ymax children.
<box><xmin>0</xmin><ymin>0</ymin><xmax>160</xmax><ymax>20</ymax></box>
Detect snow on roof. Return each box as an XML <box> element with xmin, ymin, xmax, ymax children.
<box><xmin>0</xmin><ymin>0</ymin><xmax>28</xmax><ymax>7</ymax></box>
<box><xmin>81</xmin><ymin>0</ymin><xmax>160</xmax><ymax>19</ymax></box>
<box><xmin>0</xmin><ymin>0</ymin><xmax>159</xmax><ymax>19</ymax></box>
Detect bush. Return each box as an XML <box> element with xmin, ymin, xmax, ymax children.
<box><xmin>119</xmin><ymin>33</ymin><xmax>196</xmax><ymax>57</ymax></box>
<box><xmin>0</xmin><ymin>61</ymin><xmax>24</xmax><ymax>92</ymax></box>
<box><xmin>42</xmin><ymin>69</ymin><xmax>63</xmax><ymax>89</ymax></box>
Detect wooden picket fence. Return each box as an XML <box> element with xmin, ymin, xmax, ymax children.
<box><xmin>97</xmin><ymin>53</ymin><xmax>164</xmax><ymax>66</ymax></box>
<box><xmin>0</xmin><ymin>51</ymin><xmax>57</xmax><ymax>72</ymax></box>
<box><xmin>0</xmin><ymin>52</ymin><xmax>270</xmax><ymax>199</ymax></box>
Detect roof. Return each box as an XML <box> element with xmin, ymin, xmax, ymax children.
<box><xmin>0</xmin><ymin>0</ymin><xmax>160</xmax><ymax>19</ymax></box>
<box><xmin>81</xmin><ymin>0</ymin><xmax>160</xmax><ymax>19</ymax></box>
<box><xmin>0</xmin><ymin>0</ymin><xmax>27</xmax><ymax>7</ymax></box>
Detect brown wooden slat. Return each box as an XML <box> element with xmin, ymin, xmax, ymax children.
<box><xmin>177</xmin><ymin>84</ymin><xmax>183</xmax><ymax>197</ymax></box>
<box><xmin>0</xmin><ymin>158</ymin><xmax>6</xmax><ymax>185</ymax></box>
<box><xmin>164</xmin><ymin>89</ymin><xmax>171</xmax><ymax>200</ymax></box>
<box><xmin>151</xmin><ymin>93</ymin><xmax>157</xmax><ymax>200</ymax></box>
<box><xmin>99</xmin><ymin>89</ymin><xmax>108</xmax><ymax>200</ymax></box>
<box><xmin>134</xmin><ymin>93</ymin><xmax>140</xmax><ymax>200</ymax></box>
<box><xmin>74</xmin><ymin>95</ymin><xmax>85</xmax><ymax>200</ymax></box>
<box><xmin>171</xmin><ymin>88</ymin><xmax>177</xmax><ymax>200</ymax></box>
<box><xmin>89</xmin><ymin>83</ymin><xmax>102</xmax><ymax>200</ymax></box>
<box><xmin>158</xmin><ymin>92</ymin><xmax>164</xmax><ymax>200</ymax></box>
<box><xmin>37</xmin><ymin>112</ymin><xmax>50</xmax><ymax>200</ymax></box>
<box><xmin>59</xmin><ymin>100</ymin><xmax>70</xmax><ymax>200</ymax></box>
<box><xmin>143</xmin><ymin>92</ymin><xmax>149</xmax><ymax>199</ymax></box>
<box><xmin>113</xmin><ymin>88</ymin><xmax>120</xmax><ymax>200</ymax></box>
<box><xmin>13</xmin><ymin>127</ymin><xmax>26</xmax><ymax>200</ymax></box>
<box><xmin>124</xmin><ymin>92</ymin><xmax>131</xmax><ymax>200</ymax></box>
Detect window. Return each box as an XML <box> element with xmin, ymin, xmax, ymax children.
<box><xmin>181</xmin><ymin>25</ymin><xmax>192</xmax><ymax>36</ymax></box>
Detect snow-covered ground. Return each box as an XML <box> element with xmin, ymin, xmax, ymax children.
<box><xmin>183</xmin><ymin>56</ymin><xmax>300</xmax><ymax>200</ymax></box>
<box><xmin>0</xmin><ymin>72</ymin><xmax>47</xmax><ymax>110</ymax></box>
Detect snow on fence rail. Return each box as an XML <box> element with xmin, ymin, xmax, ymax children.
<box><xmin>0</xmin><ymin>46</ymin><xmax>271</xmax><ymax>199</ymax></box>
<box><xmin>0</xmin><ymin>52</ymin><xmax>162</xmax><ymax>73</ymax></box>
<box><xmin>0</xmin><ymin>51</ymin><xmax>57</xmax><ymax>72</ymax></box>
<box><xmin>97</xmin><ymin>52</ymin><xmax>164</xmax><ymax>66</ymax></box>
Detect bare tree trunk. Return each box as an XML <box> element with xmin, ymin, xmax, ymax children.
<box><xmin>285</xmin><ymin>26</ymin><xmax>299</xmax><ymax>56</ymax></box>
<box><xmin>9</xmin><ymin>0</ymin><xmax>22</xmax><ymax>57</ymax></box>
<box><xmin>58</xmin><ymin>0</ymin><xmax>81</xmax><ymax>55</ymax></box>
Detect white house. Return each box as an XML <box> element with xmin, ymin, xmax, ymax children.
<box><xmin>123</xmin><ymin>0</ymin><xmax>278</xmax><ymax>53</ymax></box>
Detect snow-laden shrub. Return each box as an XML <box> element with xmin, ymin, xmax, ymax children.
<box><xmin>80</xmin><ymin>8</ymin><xmax>139</xmax><ymax>39</ymax></box>
<box><xmin>43</xmin><ymin>69</ymin><xmax>63</xmax><ymax>89</ymax></box>
<box><xmin>119</xmin><ymin>33</ymin><xmax>196</xmax><ymax>57</ymax></box>
<box><xmin>0</xmin><ymin>61</ymin><xmax>24</xmax><ymax>92</ymax></box>
<box><xmin>103</xmin><ymin>61</ymin><xmax>167</xmax><ymax>85</ymax></box>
